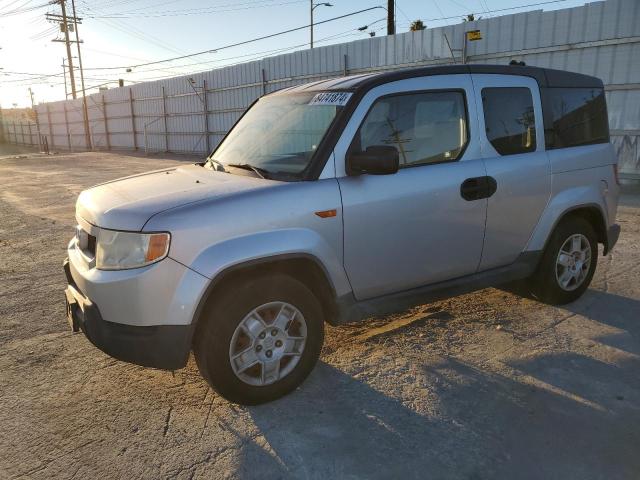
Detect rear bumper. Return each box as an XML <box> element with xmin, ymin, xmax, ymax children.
<box><xmin>605</xmin><ymin>224</ymin><xmax>621</xmax><ymax>255</ymax></box>
<box><xmin>64</xmin><ymin>259</ymin><xmax>192</xmax><ymax>370</ymax></box>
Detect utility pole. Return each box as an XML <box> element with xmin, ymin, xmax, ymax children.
<box><xmin>71</xmin><ymin>0</ymin><xmax>91</xmax><ymax>149</ymax></box>
<box><xmin>387</xmin><ymin>0</ymin><xmax>395</xmax><ymax>35</ymax></box>
<box><xmin>310</xmin><ymin>0</ymin><xmax>313</xmax><ymax>48</ymax></box>
<box><xmin>310</xmin><ymin>2</ymin><xmax>332</xmax><ymax>48</ymax></box>
<box><xmin>47</xmin><ymin>1</ymin><xmax>90</xmax><ymax>148</ymax></box>
<box><xmin>59</xmin><ymin>0</ymin><xmax>76</xmax><ymax>98</ymax></box>
<box><xmin>62</xmin><ymin>58</ymin><xmax>69</xmax><ymax>99</ymax></box>
<box><xmin>28</xmin><ymin>87</ymin><xmax>42</xmax><ymax>150</ymax></box>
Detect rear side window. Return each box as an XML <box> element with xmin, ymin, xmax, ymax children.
<box><xmin>352</xmin><ymin>90</ymin><xmax>468</xmax><ymax>168</ymax></box>
<box><xmin>543</xmin><ymin>88</ymin><xmax>609</xmax><ymax>149</ymax></box>
<box><xmin>482</xmin><ymin>87</ymin><xmax>537</xmax><ymax>156</ymax></box>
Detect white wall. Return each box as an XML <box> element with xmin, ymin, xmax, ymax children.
<box><xmin>30</xmin><ymin>0</ymin><xmax>640</xmax><ymax>176</ymax></box>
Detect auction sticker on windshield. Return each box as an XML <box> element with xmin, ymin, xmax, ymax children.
<box><xmin>308</xmin><ymin>92</ymin><xmax>352</xmax><ymax>106</ymax></box>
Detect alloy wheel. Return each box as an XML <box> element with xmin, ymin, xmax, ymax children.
<box><xmin>229</xmin><ymin>301</ymin><xmax>307</xmax><ymax>386</ymax></box>
<box><xmin>555</xmin><ymin>233</ymin><xmax>592</xmax><ymax>291</ymax></box>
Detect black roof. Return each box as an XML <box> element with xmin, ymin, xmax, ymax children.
<box><xmin>277</xmin><ymin>64</ymin><xmax>604</xmax><ymax>94</ymax></box>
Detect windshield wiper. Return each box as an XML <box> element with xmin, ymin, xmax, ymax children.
<box><xmin>206</xmin><ymin>158</ymin><xmax>227</xmax><ymax>172</ymax></box>
<box><xmin>227</xmin><ymin>163</ymin><xmax>269</xmax><ymax>179</ymax></box>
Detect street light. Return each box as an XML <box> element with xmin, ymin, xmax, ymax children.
<box><xmin>310</xmin><ymin>1</ymin><xmax>332</xmax><ymax>49</ymax></box>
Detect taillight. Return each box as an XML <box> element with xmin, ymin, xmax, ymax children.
<box><xmin>613</xmin><ymin>163</ymin><xmax>621</xmax><ymax>186</ymax></box>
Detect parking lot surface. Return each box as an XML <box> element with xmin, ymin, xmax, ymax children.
<box><xmin>1</xmin><ymin>146</ymin><xmax>639</xmax><ymax>479</ymax></box>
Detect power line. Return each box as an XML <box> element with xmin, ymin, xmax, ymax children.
<box><xmin>81</xmin><ymin>6</ymin><xmax>386</xmax><ymax>71</ymax></box>
<box><xmin>0</xmin><ymin>0</ymin><xmax>53</xmax><ymax>17</ymax></box>
<box><xmin>81</xmin><ymin>0</ymin><xmax>308</xmax><ymax>18</ymax></box>
<box><xmin>0</xmin><ymin>0</ymin><xmax>32</xmax><ymax>11</ymax></box>
<box><xmin>78</xmin><ymin>0</ymin><xmax>188</xmax><ymax>55</ymax></box>
<box><xmin>82</xmin><ymin>46</ymin><xmax>185</xmax><ymax>75</ymax></box>
<box><xmin>417</xmin><ymin>0</ymin><xmax>569</xmax><ymax>23</ymax></box>
<box><xmin>2</xmin><ymin>0</ymin><xmax>571</xmax><ymax>87</ymax></box>
<box><xmin>0</xmin><ymin>21</ymin><xmax>374</xmax><ymax>87</ymax></box>
<box><xmin>82</xmin><ymin>18</ymin><xmax>385</xmax><ymax>77</ymax></box>
<box><xmin>29</xmin><ymin>25</ymin><xmax>57</xmax><ymax>40</ymax></box>
<box><xmin>101</xmin><ymin>20</ymin><xmax>388</xmax><ymax>79</ymax></box>
<box><xmin>395</xmin><ymin>0</ymin><xmax>411</xmax><ymax>23</ymax></box>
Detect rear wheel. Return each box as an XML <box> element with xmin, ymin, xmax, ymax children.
<box><xmin>194</xmin><ymin>273</ymin><xmax>324</xmax><ymax>405</ymax></box>
<box><xmin>528</xmin><ymin>216</ymin><xmax>598</xmax><ymax>305</ymax></box>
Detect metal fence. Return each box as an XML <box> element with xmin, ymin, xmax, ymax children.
<box><xmin>4</xmin><ymin>0</ymin><xmax>639</xmax><ymax>177</ymax></box>
<box><xmin>1</xmin><ymin>120</ymin><xmax>40</xmax><ymax>147</ymax></box>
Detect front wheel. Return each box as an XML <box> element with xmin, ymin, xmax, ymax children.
<box><xmin>528</xmin><ymin>216</ymin><xmax>598</xmax><ymax>305</ymax></box>
<box><xmin>194</xmin><ymin>274</ymin><xmax>324</xmax><ymax>405</ymax></box>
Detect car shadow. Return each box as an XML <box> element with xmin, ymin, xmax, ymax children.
<box><xmin>240</xmin><ymin>352</ymin><xmax>640</xmax><ymax>480</ymax></box>
<box><xmin>562</xmin><ymin>289</ymin><xmax>640</xmax><ymax>355</ymax></box>
<box><xmin>243</xmin><ymin>361</ymin><xmax>488</xmax><ymax>480</ymax></box>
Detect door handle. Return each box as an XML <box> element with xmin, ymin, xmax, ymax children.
<box><xmin>460</xmin><ymin>176</ymin><xmax>497</xmax><ymax>201</ymax></box>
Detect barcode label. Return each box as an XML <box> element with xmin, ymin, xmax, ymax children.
<box><xmin>308</xmin><ymin>92</ymin><xmax>352</xmax><ymax>106</ymax></box>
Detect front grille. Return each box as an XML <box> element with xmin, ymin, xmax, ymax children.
<box><xmin>76</xmin><ymin>225</ymin><xmax>96</xmax><ymax>258</ymax></box>
<box><xmin>87</xmin><ymin>233</ymin><xmax>96</xmax><ymax>256</ymax></box>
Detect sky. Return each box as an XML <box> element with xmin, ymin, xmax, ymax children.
<box><xmin>0</xmin><ymin>0</ymin><xmax>590</xmax><ymax>108</ymax></box>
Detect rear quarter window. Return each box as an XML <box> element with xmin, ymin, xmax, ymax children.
<box><xmin>481</xmin><ymin>87</ymin><xmax>537</xmax><ymax>156</ymax></box>
<box><xmin>543</xmin><ymin>87</ymin><xmax>609</xmax><ymax>149</ymax></box>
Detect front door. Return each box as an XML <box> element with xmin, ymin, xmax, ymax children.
<box><xmin>334</xmin><ymin>74</ymin><xmax>488</xmax><ymax>300</ymax></box>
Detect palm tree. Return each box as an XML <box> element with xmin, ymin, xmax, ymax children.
<box><xmin>410</xmin><ymin>20</ymin><xmax>426</xmax><ymax>31</ymax></box>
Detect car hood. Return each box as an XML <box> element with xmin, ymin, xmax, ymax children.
<box><xmin>76</xmin><ymin>163</ymin><xmax>276</xmax><ymax>231</ymax></box>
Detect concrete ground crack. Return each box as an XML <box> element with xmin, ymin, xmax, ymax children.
<box><xmin>163</xmin><ymin>406</ymin><xmax>173</xmax><ymax>437</ymax></box>
<box><xmin>200</xmin><ymin>400</ymin><xmax>214</xmax><ymax>439</ymax></box>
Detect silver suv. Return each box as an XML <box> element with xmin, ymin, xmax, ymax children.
<box><xmin>64</xmin><ymin>65</ymin><xmax>620</xmax><ymax>404</ymax></box>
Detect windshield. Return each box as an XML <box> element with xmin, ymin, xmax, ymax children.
<box><xmin>209</xmin><ymin>91</ymin><xmax>349</xmax><ymax>180</ymax></box>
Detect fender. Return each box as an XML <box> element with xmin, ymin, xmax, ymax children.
<box><xmin>187</xmin><ymin>228</ymin><xmax>352</xmax><ymax>299</ymax></box>
<box><xmin>525</xmin><ymin>182</ymin><xmax>608</xmax><ymax>253</ymax></box>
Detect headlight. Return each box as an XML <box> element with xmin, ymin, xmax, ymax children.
<box><xmin>96</xmin><ymin>230</ymin><xmax>170</xmax><ymax>270</ymax></box>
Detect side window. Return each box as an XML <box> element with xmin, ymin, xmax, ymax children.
<box><xmin>543</xmin><ymin>87</ymin><xmax>609</xmax><ymax>149</ymax></box>
<box><xmin>352</xmin><ymin>91</ymin><xmax>468</xmax><ymax>167</ymax></box>
<box><xmin>482</xmin><ymin>87</ymin><xmax>537</xmax><ymax>156</ymax></box>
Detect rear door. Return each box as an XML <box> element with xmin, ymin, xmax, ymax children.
<box><xmin>334</xmin><ymin>74</ymin><xmax>488</xmax><ymax>300</ymax></box>
<box><xmin>471</xmin><ymin>74</ymin><xmax>551</xmax><ymax>270</ymax></box>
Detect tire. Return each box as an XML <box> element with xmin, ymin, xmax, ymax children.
<box><xmin>528</xmin><ymin>216</ymin><xmax>598</xmax><ymax>305</ymax></box>
<box><xmin>193</xmin><ymin>273</ymin><xmax>324</xmax><ymax>405</ymax></box>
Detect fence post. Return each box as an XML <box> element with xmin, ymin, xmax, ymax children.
<box><xmin>63</xmin><ymin>102</ymin><xmax>71</xmax><ymax>150</ymax></box>
<box><xmin>203</xmin><ymin>79</ymin><xmax>210</xmax><ymax>154</ymax></box>
<box><xmin>129</xmin><ymin>88</ymin><xmax>137</xmax><ymax>150</ymax></box>
<box><xmin>82</xmin><ymin>97</ymin><xmax>92</xmax><ymax>151</ymax></box>
<box><xmin>46</xmin><ymin>103</ymin><xmax>54</xmax><ymax>150</ymax></box>
<box><xmin>20</xmin><ymin>121</ymin><xmax>25</xmax><ymax>145</ymax></box>
<box><xmin>102</xmin><ymin>95</ymin><xmax>111</xmax><ymax>151</ymax></box>
<box><xmin>162</xmin><ymin>86</ymin><xmax>168</xmax><ymax>152</ymax></box>
<box><xmin>27</xmin><ymin>122</ymin><xmax>33</xmax><ymax>146</ymax></box>
<box><xmin>0</xmin><ymin>105</ymin><xmax>4</xmax><ymax>143</ymax></box>
<box><xmin>13</xmin><ymin>121</ymin><xmax>17</xmax><ymax>144</ymax></box>
<box><xmin>34</xmin><ymin>106</ymin><xmax>42</xmax><ymax>150</ymax></box>
<box><xmin>261</xmin><ymin>68</ymin><xmax>267</xmax><ymax>95</ymax></box>
<box><xmin>343</xmin><ymin>54</ymin><xmax>348</xmax><ymax>76</ymax></box>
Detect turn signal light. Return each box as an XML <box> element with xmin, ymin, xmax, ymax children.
<box><xmin>146</xmin><ymin>233</ymin><xmax>170</xmax><ymax>262</ymax></box>
<box><xmin>315</xmin><ymin>209</ymin><xmax>337</xmax><ymax>218</ymax></box>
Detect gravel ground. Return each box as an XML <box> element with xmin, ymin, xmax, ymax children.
<box><xmin>1</xmin><ymin>146</ymin><xmax>639</xmax><ymax>480</ymax></box>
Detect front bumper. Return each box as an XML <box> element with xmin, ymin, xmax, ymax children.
<box><xmin>605</xmin><ymin>224</ymin><xmax>621</xmax><ymax>255</ymax></box>
<box><xmin>64</xmin><ymin>259</ymin><xmax>192</xmax><ymax>370</ymax></box>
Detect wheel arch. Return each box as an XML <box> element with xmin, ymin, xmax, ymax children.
<box><xmin>190</xmin><ymin>254</ymin><xmax>340</xmax><ymax>343</ymax></box>
<box><xmin>542</xmin><ymin>203</ymin><xmax>609</xmax><ymax>254</ymax></box>
<box><xmin>526</xmin><ymin>176</ymin><xmax>611</xmax><ymax>255</ymax></box>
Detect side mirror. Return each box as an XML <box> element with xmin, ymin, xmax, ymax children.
<box><xmin>346</xmin><ymin>145</ymin><xmax>399</xmax><ymax>176</ymax></box>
